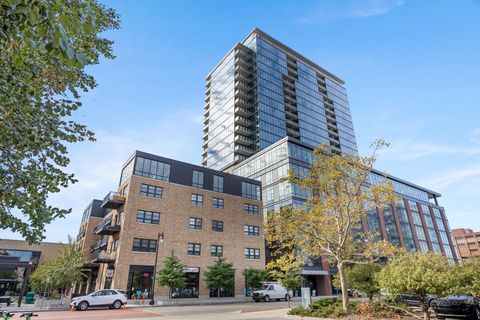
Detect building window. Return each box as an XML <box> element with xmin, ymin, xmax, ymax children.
<box><xmin>244</xmin><ymin>225</ymin><xmax>260</xmax><ymax>236</ymax></box>
<box><xmin>191</xmin><ymin>194</ymin><xmax>203</xmax><ymax>205</ymax></box>
<box><xmin>132</xmin><ymin>238</ymin><xmax>157</xmax><ymax>253</ymax></box>
<box><xmin>113</xmin><ymin>239</ymin><xmax>119</xmax><ymax>251</ymax></box>
<box><xmin>243</xmin><ymin>203</ymin><xmax>259</xmax><ymax>215</ymax></box>
<box><xmin>140</xmin><ymin>184</ymin><xmax>163</xmax><ymax>198</ymax></box>
<box><xmin>211</xmin><ymin>245</ymin><xmax>223</xmax><ymax>257</ymax></box>
<box><xmin>242</xmin><ymin>182</ymin><xmax>261</xmax><ymax>200</ymax></box>
<box><xmin>188</xmin><ymin>243</ymin><xmax>201</xmax><ymax>256</ymax></box>
<box><xmin>212</xmin><ymin>220</ymin><xmax>224</xmax><ymax>232</ymax></box>
<box><xmin>134</xmin><ymin>157</ymin><xmax>171</xmax><ymax>181</ymax></box>
<box><xmin>212</xmin><ymin>198</ymin><xmax>224</xmax><ymax>209</ymax></box>
<box><xmin>213</xmin><ymin>175</ymin><xmax>224</xmax><ymax>192</ymax></box>
<box><xmin>192</xmin><ymin>170</ymin><xmax>204</xmax><ymax>189</ymax></box>
<box><xmin>244</xmin><ymin>248</ymin><xmax>260</xmax><ymax>259</ymax></box>
<box><xmin>189</xmin><ymin>217</ymin><xmax>202</xmax><ymax>230</ymax></box>
<box><xmin>136</xmin><ymin>210</ymin><xmax>160</xmax><ymax>225</ymax></box>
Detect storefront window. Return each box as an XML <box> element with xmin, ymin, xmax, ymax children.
<box><xmin>172</xmin><ymin>268</ymin><xmax>199</xmax><ymax>298</ymax></box>
<box><xmin>127</xmin><ymin>265</ymin><xmax>153</xmax><ymax>299</ymax></box>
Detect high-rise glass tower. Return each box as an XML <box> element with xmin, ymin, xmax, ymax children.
<box><xmin>202</xmin><ymin>28</ymin><xmax>357</xmax><ymax>171</ymax></box>
<box><xmin>203</xmin><ymin>28</ymin><xmax>458</xmax><ymax>296</ymax></box>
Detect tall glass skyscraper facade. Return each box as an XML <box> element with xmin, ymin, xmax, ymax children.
<box><xmin>203</xmin><ymin>28</ymin><xmax>357</xmax><ymax>171</ymax></box>
<box><xmin>203</xmin><ymin>29</ymin><xmax>458</xmax><ymax>295</ymax></box>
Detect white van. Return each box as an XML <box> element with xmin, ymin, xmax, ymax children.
<box><xmin>252</xmin><ymin>282</ymin><xmax>292</xmax><ymax>302</ymax></box>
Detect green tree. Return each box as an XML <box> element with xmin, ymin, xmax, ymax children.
<box><xmin>378</xmin><ymin>253</ymin><xmax>453</xmax><ymax>320</ymax></box>
<box><xmin>0</xmin><ymin>0</ymin><xmax>120</xmax><ymax>242</ymax></box>
<box><xmin>451</xmin><ymin>258</ymin><xmax>480</xmax><ymax>297</ymax></box>
<box><xmin>204</xmin><ymin>258</ymin><xmax>235</xmax><ymax>299</ymax></box>
<box><xmin>243</xmin><ymin>268</ymin><xmax>269</xmax><ymax>296</ymax></box>
<box><xmin>156</xmin><ymin>251</ymin><xmax>187</xmax><ymax>299</ymax></box>
<box><xmin>29</xmin><ymin>241</ymin><xmax>87</xmax><ymax>302</ymax></box>
<box><xmin>333</xmin><ymin>263</ymin><xmax>382</xmax><ymax>300</ymax></box>
<box><xmin>271</xmin><ymin>270</ymin><xmax>301</xmax><ymax>308</ymax></box>
<box><xmin>265</xmin><ymin>141</ymin><xmax>398</xmax><ymax>315</ymax></box>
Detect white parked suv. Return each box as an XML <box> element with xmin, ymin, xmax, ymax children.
<box><xmin>252</xmin><ymin>283</ymin><xmax>292</xmax><ymax>302</ymax></box>
<box><xmin>70</xmin><ymin>289</ymin><xmax>127</xmax><ymax>311</ymax></box>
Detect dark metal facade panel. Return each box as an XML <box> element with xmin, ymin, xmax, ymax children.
<box><xmin>131</xmin><ymin>151</ymin><xmax>262</xmax><ymax>199</ymax></box>
<box><xmin>90</xmin><ymin>199</ymin><xmax>106</xmax><ymax>218</ymax></box>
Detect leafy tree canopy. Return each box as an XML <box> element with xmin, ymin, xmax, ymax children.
<box><xmin>29</xmin><ymin>241</ymin><xmax>87</xmax><ymax>292</ymax></box>
<box><xmin>333</xmin><ymin>263</ymin><xmax>383</xmax><ymax>300</ymax></box>
<box><xmin>157</xmin><ymin>251</ymin><xmax>187</xmax><ymax>299</ymax></box>
<box><xmin>204</xmin><ymin>258</ymin><xmax>235</xmax><ymax>299</ymax></box>
<box><xmin>243</xmin><ymin>268</ymin><xmax>269</xmax><ymax>291</ymax></box>
<box><xmin>265</xmin><ymin>141</ymin><xmax>398</xmax><ymax>314</ymax></box>
<box><xmin>378</xmin><ymin>253</ymin><xmax>452</xmax><ymax>320</ymax></box>
<box><xmin>0</xmin><ymin>0</ymin><xmax>120</xmax><ymax>242</ymax></box>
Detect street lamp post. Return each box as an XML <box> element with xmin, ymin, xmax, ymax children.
<box><xmin>150</xmin><ymin>232</ymin><xmax>164</xmax><ymax>305</ymax></box>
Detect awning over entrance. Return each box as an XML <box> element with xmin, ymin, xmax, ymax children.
<box><xmin>300</xmin><ymin>269</ymin><xmax>329</xmax><ymax>275</ymax></box>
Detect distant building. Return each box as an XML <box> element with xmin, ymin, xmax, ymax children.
<box><xmin>75</xmin><ymin>151</ymin><xmax>264</xmax><ymax>299</ymax></box>
<box><xmin>452</xmin><ymin>228</ymin><xmax>480</xmax><ymax>260</ymax></box>
<box><xmin>0</xmin><ymin>239</ymin><xmax>64</xmax><ymax>298</ymax></box>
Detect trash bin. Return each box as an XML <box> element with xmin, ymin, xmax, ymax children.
<box><xmin>25</xmin><ymin>292</ymin><xmax>35</xmax><ymax>304</ymax></box>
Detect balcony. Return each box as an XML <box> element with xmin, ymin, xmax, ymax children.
<box><xmin>90</xmin><ymin>236</ymin><xmax>109</xmax><ymax>252</ymax></box>
<box><xmin>101</xmin><ymin>191</ymin><xmax>125</xmax><ymax>209</ymax></box>
<box><xmin>235</xmin><ymin>56</ymin><xmax>250</xmax><ymax>68</ymax></box>
<box><xmin>235</xmin><ymin>88</ymin><xmax>250</xmax><ymax>100</ymax></box>
<box><xmin>235</xmin><ymin>135</ymin><xmax>254</xmax><ymax>146</ymax></box>
<box><xmin>76</xmin><ymin>230</ymin><xmax>85</xmax><ymax>241</ymax></box>
<box><xmin>234</xmin><ymin>98</ymin><xmax>252</xmax><ymax>109</ymax></box>
<box><xmin>234</xmin><ymin>115</ymin><xmax>253</xmax><ymax>127</ymax></box>
<box><xmin>235</xmin><ymin>125</ymin><xmax>254</xmax><ymax>136</ymax></box>
<box><xmin>94</xmin><ymin>218</ymin><xmax>120</xmax><ymax>235</ymax></box>
<box><xmin>235</xmin><ymin>106</ymin><xmax>253</xmax><ymax>117</ymax></box>
<box><xmin>235</xmin><ymin>145</ymin><xmax>255</xmax><ymax>156</ymax></box>
<box><xmin>91</xmin><ymin>251</ymin><xmax>116</xmax><ymax>264</ymax></box>
<box><xmin>235</xmin><ymin>65</ymin><xmax>251</xmax><ymax>76</ymax></box>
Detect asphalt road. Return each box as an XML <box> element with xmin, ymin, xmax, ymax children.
<box><xmin>22</xmin><ymin>301</ymin><xmax>302</xmax><ymax>320</ymax></box>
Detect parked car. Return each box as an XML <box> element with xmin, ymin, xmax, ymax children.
<box><xmin>431</xmin><ymin>296</ymin><xmax>480</xmax><ymax>320</ymax></box>
<box><xmin>70</xmin><ymin>289</ymin><xmax>127</xmax><ymax>311</ymax></box>
<box><xmin>0</xmin><ymin>296</ymin><xmax>12</xmax><ymax>307</ymax></box>
<box><xmin>252</xmin><ymin>283</ymin><xmax>292</xmax><ymax>302</ymax></box>
<box><xmin>395</xmin><ymin>293</ymin><xmax>437</xmax><ymax>307</ymax></box>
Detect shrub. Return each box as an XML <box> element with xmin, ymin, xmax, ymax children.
<box><xmin>355</xmin><ymin>301</ymin><xmax>405</xmax><ymax>319</ymax></box>
<box><xmin>288</xmin><ymin>306</ymin><xmax>310</xmax><ymax>316</ymax></box>
<box><xmin>309</xmin><ymin>297</ymin><xmax>358</xmax><ymax>318</ymax></box>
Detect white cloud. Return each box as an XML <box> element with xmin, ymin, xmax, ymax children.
<box><xmin>416</xmin><ymin>164</ymin><xmax>480</xmax><ymax>189</ymax></box>
<box><xmin>0</xmin><ymin>107</ymin><xmax>203</xmax><ymax>242</ymax></box>
<box><xmin>381</xmin><ymin>141</ymin><xmax>480</xmax><ymax>160</ymax></box>
<box><xmin>470</xmin><ymin>127</ymin><xmax>480</xmax><ymax>144</ymax></box>
<box><xmin>297</xmin><ymin>0</ymin><xmax>405</xmax><ymax>25</ymax></box>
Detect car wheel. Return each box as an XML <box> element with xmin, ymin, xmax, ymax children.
<box><xmin>264</xmin><ymin>295</ymin><xmax>270</xmax><ymax>302</ymax></box>
<box><xmin>112</xmin><ymin>300</ymin><xmax>122</xmax><ymax>309</ymax></box>
<box><xmin>77</xmin><ymin>301</ymin><xmax>89</xmax><ymax>311</ymax></box>
<box><xmin>285</xmin><ymin>294</ymin><xmax>291</xmax><ymax>301</ymax></box>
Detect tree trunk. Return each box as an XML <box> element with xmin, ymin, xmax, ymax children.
<box><xmin>338</xmin><ymin>262</ymin><xmax>350</xmax><ymax>315</ymax></box>
<box><xmin>418</xmin><ymin>294</ymin><xmax>430</xmax><ymax>320</ymax></box>
<box><xmin>169</xmin><ymin>287</ymin><xmax>172</xmax><ymax>300</ymax></box>
<box><xmin>217</xmin><ymin>288</ymin><xmax>220</xmax><ymax>300</ymax></box>
<box><xmin>421</xmin><ymin>302</ymin><xmax>430</xmax><ymax>320</ymax></box>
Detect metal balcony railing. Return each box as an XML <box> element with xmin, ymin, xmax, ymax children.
<box><xmin>93</xmin><ymin>217</ymin><xmax>121</xmax><ymax>235</ymax></box>
<box><xmin>100</xmin><ymin>191</ymin><xmax>125</xmax><ymax>209</ymax></box>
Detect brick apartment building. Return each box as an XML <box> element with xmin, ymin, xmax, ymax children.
<box><xmin>75</xmin><ymin>151</ymin><xmax>264</xmax><ymax>299</ymax></box>
<box><xmin>452</xmin><ymin>228</ymin><xmax>480</xmax><ymax>260</ymax></box>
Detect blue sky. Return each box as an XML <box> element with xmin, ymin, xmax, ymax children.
<box><xmin>2</xmin><ymin>0</ymin><xmax>480</xmax><ymax>242</ymax></box>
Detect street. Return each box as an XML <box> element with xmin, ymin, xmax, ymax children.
<box><xmin>25</xmin><ymin>301</ymin><xmax>301</xmax><ymax>320</ymax></box>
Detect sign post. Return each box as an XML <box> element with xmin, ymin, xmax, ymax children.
<box><xmin>301</xmin><ymin>287</ymin><xmax>311</xmax><ymax>309</ymax></box>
